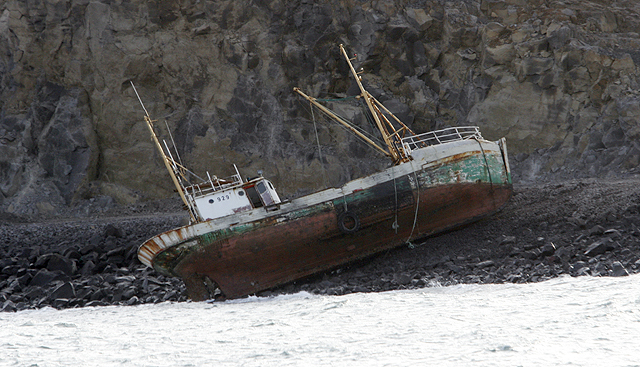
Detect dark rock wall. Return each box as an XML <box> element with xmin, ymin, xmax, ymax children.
<box><xmin>1</xmin><ymin>0</ymin><xmax>639</xmax><ymax>217</ymax></box>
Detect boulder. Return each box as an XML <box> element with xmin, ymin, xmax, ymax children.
<box><xmin>49</xmin><ymin>282</ymin><xmax>76</xmax><ymax>300</ymax></box>
<box><xmin>30</xmin><ymin>269</ymin><xmax>66</xmax><ymax>287</ymax></box>
<box><xmin>584</xmin><ymin>240</ymin><xmax>613</xmax><ymax>257</ymax></box>
<box><xmin>540</xmin><ymin>243</ymin><xmax>557</xmax><ymax>257</ymax></box>
<box><xmin>611</xmin><ymin>261</ymin><xmax>629</xmax><ymax>277</ymax></box>
<box><xmin>46</xmin><ymin>254</ymin><xmax>76</xmax><ymax>276</ymax></box>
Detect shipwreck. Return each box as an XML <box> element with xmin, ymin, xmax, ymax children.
<box><xmin>135</xmin><ymin>44</ymin><xmax>513</xmax><ymax>301</ymax></box>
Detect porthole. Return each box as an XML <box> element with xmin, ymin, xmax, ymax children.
<box><xmin>208</xmin><ymin>199</ymin><xmax>214</xmax><ymax>204</ymax></box>
<box><xmin>238</xmin><ymin>190</ymin><xmax>245</xmax><ymax>196</ymax></box>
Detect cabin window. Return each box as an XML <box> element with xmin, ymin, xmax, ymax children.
<box><xmin>245</xmin><ymin>186</ymin><xmax>263</xmax><ymax>208</ymax></box>
<box><xmin>257</xmin><ymin>181</ymin><xmax>275</xmax><ymax>206</ymax></box>
<box><xmin>257</xmin><ymin>181</ymin><xmax>267</xmax><ymax>194</ymax></box>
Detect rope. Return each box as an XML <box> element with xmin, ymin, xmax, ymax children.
<box><xmin>392</xmin><ymin>165</ymin><xmax>399</xmax><ymax>234</ymax></box>
<box><xmin>298</xmin><ymin>99</ymin><xmax>385</xmax><ymax>152</ymax></box>
<box><xmin>406</xmin><ymin>159</ymin><xmax>421</xmax><ymax>248</ymax></box>
<box><xmin>310</xmin><ymin>104</ymin><xmax>327</xmax><ymax>187</ymax></box>
<box><xmin>341</xmin><ymin>188</ymin><xmax>348</xmax><ymax>212</ymax></box>
<box><xmin>474</xmin><ymin>138</ymin><xmax>493</xmax><ymax>191</ymax></box>
<box><xmin>315</xmin><ymin>95</ymin><xmax>358</xmax><ymax>102</ymax></box>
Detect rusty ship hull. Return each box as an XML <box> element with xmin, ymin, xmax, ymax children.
<box><xmin>139</xmin><ymin>137</ymin><xmax>512</xmax><ymax>300</ymax></box>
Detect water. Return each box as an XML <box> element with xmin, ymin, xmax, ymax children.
<box><xmin>2</xmin><ymin>274</ymin><xmax>639</xmax><ymax>367</ymax></box>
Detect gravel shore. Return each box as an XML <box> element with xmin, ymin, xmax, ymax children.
<box><xmin>2</xmin><ymin>178</ymin><xmax>640</xmax><ymax>311</ymax></box>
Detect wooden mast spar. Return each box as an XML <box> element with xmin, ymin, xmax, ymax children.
<box><xmin>130</xmin><ymin>82</ymin><xmax>200</xmax><ymax>223</ymax></box>
<box><xmin>294</xmin><ymin>44</ymin><xmax>416</xmax><ymax>165</ymax></box>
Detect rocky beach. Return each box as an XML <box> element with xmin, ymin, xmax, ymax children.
<box><xmin>2</xmin><ymin>0</ymin><xmax>640</xmax><ymax>311</ymax></box>
<box><xmin>2</xmin><ymin>177</ymin><xmax>640</xmax><ymax>311</ymax></box>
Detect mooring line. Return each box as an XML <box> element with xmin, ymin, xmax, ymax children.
<box><xmin>406</xmin><ymin>159</ymin><xmax>420</xmax><ymax>247</ymax></box>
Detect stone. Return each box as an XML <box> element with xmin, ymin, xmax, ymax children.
<box><xmin>47</xmin><ymin>254</ymin><xmax>76</xmax><ymax>276</ymax></box>
<box><xmin>540</xmin><ymin>243</ymin><xmax>557</xmax><ymax>257</ymax></box>
<box><xmin>394</xmin><ymin>273</ymin><xmax>413</xmax><ymax>285</ymax></box>
<box><xmin>50</xmin><ymin>282</ymin><xmax>76</xmax><ymax>300</ymax></box>
<box><xmin>574</xmin><ymin>261</ymin><xmax>587</xmax><ymax>270</ymax></box>
<box><xmin>588</xmin><ymin>225</ymin><xmax>605</xmax><ymax>236</ymax></box>
<box><xmin>81</xmin><ymin>261</ymin><xmax>96</xmax><ymax>277</ymax></box>
<box><xmin>499</xmin><ymin>236</ymin><xmax>516</xmax><ymax>246</ymax></box>
<box><xmin>104</xmin><ymin>224</ymin><xmax>124</xmax><ymax>238</ymax></box>
<box><xmin>30</xmin><ymin>269</ymin><xmax>61</xmax><ymax>287</ymax></box>
<box><xmin>611</xmin><ymin>261</ymin><xmax>629</xmax><ymax>277</ymax></box>
<box><xmin>126</xmin><ymin>296</ymin><xmax>139</xmax><ymax>306</ymax></box>
<box><xmin>584</xmin><ymin>240</ymin><xmax>613</xmax><ymax>257</ymax></box>
<box><xmin>1</xmin><ymin>300</ymin><xmax>17</xmax><ymax>312</ymax></box>
<box><xmin>518</xmin><ymin>57</ymin><xmax>554</xmax><ymax>77</ymax></box>
<box><xmin>476</xmin><ymin>260</ymin><xmax>496</xmax><ymax>268</ymax></box>
<box><xmin>34</xmin><ymin>253</ymin><xmax>55</xmax><ymax>269</ymax></box>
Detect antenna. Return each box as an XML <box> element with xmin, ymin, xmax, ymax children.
<box><xmin>130</xmin><ymin>81</ymin><xmax>200</xmax><ymax>223</ymax></box>
<box><xmin>130</xmin><ymin>81</ymin><xmax>150</xmax><ymax>118</ymax></box>
<box><xmin>165</xmin><ymin>120</ymin><xmax>184</xmax><ymax>167</ymax></box>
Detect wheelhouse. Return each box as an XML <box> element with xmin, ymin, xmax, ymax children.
<box><xmin>186</xmin><ymin>170</ymin><xmax>281</xmax><ymax>222</ymax></box>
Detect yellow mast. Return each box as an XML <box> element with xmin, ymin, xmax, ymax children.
<box><xmin>293</xmin><ymin>87</ymin><xmax>391</xmax><ymax>158</ymax></box>
<box><xmin>131</xmin><ymin>82</ymin><xmax>199</xmax><ymax>223</ymax></box>
<box><xmin>339</xmin><ymin>44</ymin><xmax>408</xmax><ymax>163</ymax></box>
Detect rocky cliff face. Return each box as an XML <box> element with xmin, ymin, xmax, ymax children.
<box><xmin>1</xmin><ymin>0</ymin><xmax>639</xmax><ymax>217</ymax></box>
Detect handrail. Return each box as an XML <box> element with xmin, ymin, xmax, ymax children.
<box><xmin>185</xmin><ymin>173</ymin><xmax>244</xmax><ymax>198</ymax></box>
<box><xmin>401</xmin><ymin>126</ymin><xmax>483</xmax><ymax>155</ymax></box>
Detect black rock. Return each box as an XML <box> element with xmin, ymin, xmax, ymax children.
<box><xmin>499</xmin><ymin>236</ymin><xmax>516</xmax><ymax>245</ymax></box>
<box><xmin>47</xmin><ymin>254</ymin><xmax>76</xmax><ymax>276</ymax></box>
<box><xmin>23</xmin><ymin>286</ymin><xmax>45</xmax><ymax>300</ymax></box>
<box><xmin>2</xmin><ymin>300</ymin><xmax>17</xmax><ymax>312</ymax></box>
<box><xmin>611</xmin><ymin>261</ymin><xmax>629</xmax><ymax>277</ymax></box>
<box><xmin>540</xmin><ymin>243</ymin><xmax>557</xmax><ymax>257</ymax></box>
<box><xmin>584</xmin><ymin>240</ymin><xmax>613</xmax><ymax>257</ymax></box>
<box><xmin>394</xmin><ymin>273</ymin><xmax>412</xmax><ymax>285</ymax></box>
<box><xmin>523</xmin><ymin>250</ymin><xmax>540</xmax><ymax>260</ymax></box>
<box><xmin>587</xmin><ymin>225</ymin><xmax>605</xmax><ymax>236</ymax></box>
<box><xmin>1</xmin><ymin>264</ymin><xmax>21</xmax><ymax>276</ymax></box>
<box><xmin>30</xmin><ymin>269</ymin><xmax>60</xmax><ymax>287</ymax></box>
<box><xmin>104</xmin><ymin>224</ymin><xmax>124</xmax><ymax>238</ymax></box>
<box><xmin>554</xmin><ymin>245</ymin><xmax>573</xmax><ymax>259</ymax></box>
<box><xmin>603</xmin><ymin>229</ymin><xmax>622</xmax><ymax>239</ymax></box>
<box><xmin>51</xmin><ymin>298</ymin><xmax>70</xmax><ymax>309</ymax></box>
<box><xmin>85</xmin><ymin>300</ymin><xmax>108</xmax><ymax>307</ymax></box>
<box><xmin>50</xmin><ymin>282</ymin><xmax>76</xmax><ymax>300</ymax></box>
<box><xmin>476</xmin><ymin>260</ymin><xmax>495</xmax><ymax>268</ymax></box>
<box><xmin>34</xmin><ymin>253</ymin><xmax>54</xmax><ymax>268</ymax></box>
<box><xmin>80</xmin><ymin>243</ymin><xmax>98</xmax><ymax>255</ymax></box>
<box><xmin>81</xmin><ymin>260</ymin><xmax>96</xmax><ymax>276</ymax></box>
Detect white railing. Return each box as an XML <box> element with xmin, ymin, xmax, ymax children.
<box><xmin>401</xmin><ymin>126</ymin><xmax>482</xmax><ymax>155</ymax></box>
<box><xmin>185</xmin><ymin>172</ymin><xmax>243</xmax><ymax>198</ymax></box>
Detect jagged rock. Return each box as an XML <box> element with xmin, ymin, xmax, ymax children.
<box><xmin>584</xmin><ymin>240</ymin><xmax>613</xmax><ymax>257</ymax></box>
<box><xmin>46</xmin><ymin>254</ymin><xmax>76</xmax><ymax>276</ymax></box>
<box><xmin>611</xmin><ymin>261</ymin><xmax>629</xmax><ymax>277</ymax></box>
<box><xmin>499</xmin><ymin>236</ymin><xmax>516</xmax><ymax>246</ymax></box>
<box><xmin>81</xmin><ymin>261</ymin><xmax>96</xmax><ymax>277</ymax></box>
<box><xmin>1</xmin><ymin>300</ymin><xmax>17</xmax><ymax>312</ymax></box>
<box><xmin>50</xmin><ymin>282</ymin><xmax>76</xmax><ymax>300</ymax></box>
<box><xmin>394</xmin><ymin>273</ymin><xmax>413</xmax><ymax>285</ymax></box>
<box><xmin>30</xmin><ymin>269</ymin><xmax>62</xmax><ymax>287</ymax></box>
<box><xmin>540</xmin><ymin>243</ymin><xmax>557</xmax><ymax>257</ymax></box>
<box><xmin>588</xmin><ymin>225</ymin><xmax>605</xmax><ymax>237</ymax></box>
<box><xmin>476</xmin><ymin>260</ymin><xmax>496</xmax><ymax>268</ymax></box>
<box><xmin>104</xmin><ymin>224</ymin><xmax>124</xmax><ymax>238</ymax></box>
